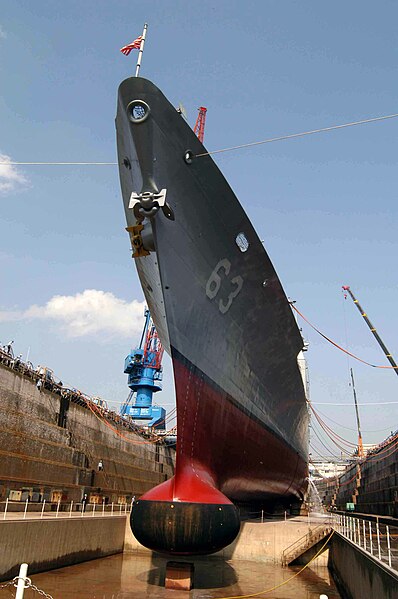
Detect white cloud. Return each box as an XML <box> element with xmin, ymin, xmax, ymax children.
<box><xmin>0</xmin><ymin>26</ymin><xmax>6</xmax><ymax>39</ymax></box>
<box><xmin>0</xmin><ymin>290</ymin><xmax>146</xmax><ymax>339</ymax></box>
<box><xmin>0</xmin><ymin>153</ymin><xmax>27</xmax><ymax>193</ymax></box>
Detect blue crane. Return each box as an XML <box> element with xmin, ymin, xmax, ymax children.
<box><xmin>120</xmin><ymin>309</ymin><xmax>166</xmax><ymax>430</ymax></box>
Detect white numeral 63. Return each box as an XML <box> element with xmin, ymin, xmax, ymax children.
<box><xmin>206</xmin><ymin>258</ymin><xmax>243</xmax><ymax>314</ymax></box>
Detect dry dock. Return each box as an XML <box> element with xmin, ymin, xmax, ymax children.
<box><xmin>2</xmin><ymin>504</ymin><xmax>398</xmax><ymax>597</ymax></box>
<box><xmin>0</xmin><ymin>552</ymin><xmax>340</xmax><ymax>599</ymax></box>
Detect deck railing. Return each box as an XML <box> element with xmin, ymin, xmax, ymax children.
<box><xmin>332</xmin><ymin>513</ymin><xmax>398</xmax><ymax>571</ymax></box>
<box><xmin>1</xmin><ymin>499</ymin><xmax>133</xmax><ymax>521</ymax></box>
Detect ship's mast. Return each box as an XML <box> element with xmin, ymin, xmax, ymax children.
<box><xmin>342</xmin><ymin>285</ymin><xmax>398</xmax><ymax>376</ymax></box>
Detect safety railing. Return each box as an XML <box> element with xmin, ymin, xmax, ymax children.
<box><xmin>239</xmin><ymin>508</ymin><xmax>308</xmax><ymax>522</ymax></box>
<box><xmin>281</xmin><ymin>523</ymin><xmax>332</xmax><ymax>566</ymax></box>
<box><xmin>0</xmin><ymin>563</ymin><xmax>54</xmax><ymax>598</ymax></box>
<box><xmin>1</xmin><ymin>499</ymin><xmax>133</xmax><ymax>521</ymax></box>
<box><xmin>332</xmin><ymin>513</ymin><xmax>398</xmax><ymax>571</ymax></box>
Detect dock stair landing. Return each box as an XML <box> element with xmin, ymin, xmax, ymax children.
<box><xmin>281</xmin><ymin>525</ymin><xmax>332</xmax><ymax>567</ymax></box>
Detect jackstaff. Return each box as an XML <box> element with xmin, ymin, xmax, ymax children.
<box><xmin>135</xmin><ymin>24</ymin><xmax>148</xmax><ymax>77</ymax></box>
<box><xmin>119</xmin><ymin>23</ymin><xmax>148</xmax><ymax>78</ymax></box>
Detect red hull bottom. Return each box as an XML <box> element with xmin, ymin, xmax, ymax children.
<box><xmin>131</xmin><ymin>352</ymin><xmax>307</xmax><ymax>554</ymax></box>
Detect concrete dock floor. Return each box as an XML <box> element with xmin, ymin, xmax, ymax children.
<box><xmin>7</xmin><ymin>553</ymin><xmax>341</xmax><ymax>598</ymax></box>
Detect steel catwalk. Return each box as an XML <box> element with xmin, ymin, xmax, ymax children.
<box><xmin>116</xmin><ymin>77</ymin><xmax>309</xmax><ymax>554</ymax></box>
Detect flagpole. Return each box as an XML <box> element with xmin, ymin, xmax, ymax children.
<box><xmin>135</xmin><ymin>23</ymin><xmax>148</xmax><ymax>77</ymax></box>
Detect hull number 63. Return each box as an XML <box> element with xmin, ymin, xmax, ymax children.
<box><xmin>206</xmin><ymin>258</ymin><xmax>243</xmax><ymax>314</ymax></box>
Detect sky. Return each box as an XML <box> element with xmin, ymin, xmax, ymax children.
<box><xmin>1</xmin><ymin>1</ymin><xmax>397</xmax><ymax>455</ymax></box>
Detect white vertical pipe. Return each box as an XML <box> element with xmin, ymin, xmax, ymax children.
<box><xmin>92</xmin><ymin>502</ymin><xmax>96</xmax><ymax>517</ymax></box>
<box><xmin>15</xmin><ymin>563</ymin><xmax>28</xmax><ymax>599</ymax></box>
<box><xmin>41</xmin><ymin>500</ymin><xmax>46</xmax><ymax>519</ymax></box>
<box><xmin>111</xmin><ymin>502</ymin><xmax>114</xmax><ymax>516</ymax></box>
<box><xmin>386</xmin><ymin>526</ymin><xmax>392</xmax><ymax>568</ymax></box>
<box><xmin>363</xmin><ymin>519</ymin><xmax>366</xmax><ymax>550</ymax></box>
<box><xmin>357</xmin><ymin>518</ymin><xmax>361</xmax><ymax>546</ymax></box>
<box><xmin>102</xmin><ymin>499</ymin><xmax>105</xmax><ymax>517</ymax></box>
<box><xmin>376</xmin><ymin>521</ymin><xmax>381</xmax><ymax>560</ymax></box>
<box><xmin>119</xmin><ymin>503</ymin><xmax>122</xmax><ymax>514</ymax></box>
<box><xmin>56</xmin><ymin>499</ymin><xmax>60</xmax><ymax>518</ymax></box>
<box><xmin>23</xmin><ymin>498</ymin><xmax>28</xmax><ymax>520</ymax></box>
<box><xmin>3</xmin><ymin>498</ymin><xmax>8</xmax><ymax>520</ymax></box>
<box><xmin>356</xmin><ymin>519</ymin><xmax>359</xmax><ymax>545</ymax></box>
<box><xmin>135</xmin><ymin>24</ymin><xmax>148</xmax><ymax>78</ymax></box>
<box><xmin>69</xmin><ymin>501</ymin><xmax>73</xmax><ymax>518</ymax></box>
<box><xmin>369</xmin><ymin>521</ymin><xmax>373</xmax><ymax>555</ymax></box>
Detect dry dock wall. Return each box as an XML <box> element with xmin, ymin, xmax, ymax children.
<box><xmin>317</xmin><ymin>435</ymin><xmax>398</xmax><ymax>517</ymax></box>
<box><xmin>329</xmin><ymin>533</ymin><xmax>398</xmax><ymax>599</ymax></box>
<box><xmin>0</xmin><ymin>516</ymin><xmax>127</xmax><ymax>582</ymax></box>
<box><xmin>0</xmin><ymin>363</ymin><xmax>174</xmax><ymax>503</ymax></box>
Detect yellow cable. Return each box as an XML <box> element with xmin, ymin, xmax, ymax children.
<box><xmin>217</xmin><ymin>529</ymin><xmax>335</xmax><ymax>599</ymax></box>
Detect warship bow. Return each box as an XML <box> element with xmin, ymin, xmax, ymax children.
<box><xmin>116</xmin><ymin>77</ymin><xmax>308</xmax><ymax>555</ymax></box>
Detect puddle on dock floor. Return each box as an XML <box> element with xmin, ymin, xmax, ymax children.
<box><xmin>5</xmin><ymin>553</ymin><xmax>341</xmax><ymax>598</ymax></box>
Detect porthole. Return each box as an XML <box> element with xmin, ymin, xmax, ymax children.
<box><xmin>127</xmin><ymin>100</ymin><xmax>150</xmax><ymax>123</ymax></box>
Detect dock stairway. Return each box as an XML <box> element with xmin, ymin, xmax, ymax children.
<box><xmin>281</xmin><ymin>524</ymin><xmax>332</xmax><ymax>567</ymax></box>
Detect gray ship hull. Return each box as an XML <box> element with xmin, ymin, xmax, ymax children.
<box><xmin>116</xmin><ymin>77</ymin><xmax>308</xmax><ymax>554</ymax></box>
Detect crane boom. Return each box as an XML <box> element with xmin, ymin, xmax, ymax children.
<box><xmin>350</xmin><ymin>368</ymin><xmax>364</xmax><ymax>457</ymax></box>
<box><xmin>342</xmin><ymin>285</ymin><xmax>398</xmax><ymax>376</ymax></box>
<box><xmin>193</xmin><ymin>106</ymin><xmax>207</xmax><ymax>143</ymax></box>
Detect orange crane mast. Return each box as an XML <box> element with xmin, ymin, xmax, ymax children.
<box><xmin>193</xmin><ymin>106</ymin><xmax>207</xmax><ymax>143</ymax></box>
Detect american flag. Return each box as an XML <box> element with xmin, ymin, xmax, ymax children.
<box><xmin>120</xmin><ymin>36</ymin><xmax>143</xmax><ymax>56</ymax></box>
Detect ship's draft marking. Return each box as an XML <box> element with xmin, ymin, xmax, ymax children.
<box><xmin>179</xmin><ymin>366</ymin><xmax>192</xmax><ymax>459</ymax></box>
<box><xmin>206</xmin><ymin>259</ymin><xmax>244</xmax><ymax>314</ymax></box>
<box><xmin>190</xmin><ymin>373</ymin><xmax>204</xmax><ymax>481</ymax></box>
